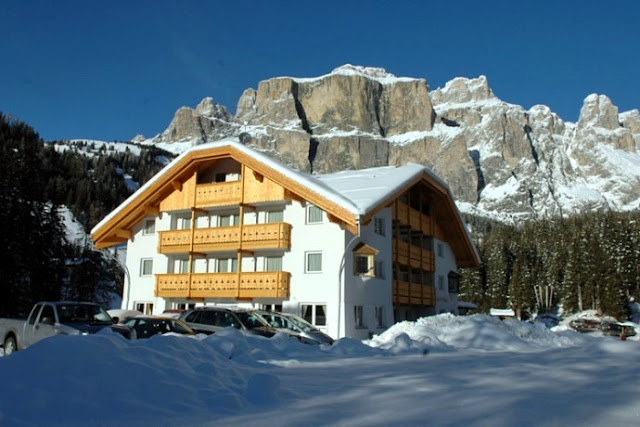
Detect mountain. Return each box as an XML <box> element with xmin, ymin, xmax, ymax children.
<box><xmin>139</xmin><ymin>65</ymin><xmax>640</xmax><ymax>223</ymax></box>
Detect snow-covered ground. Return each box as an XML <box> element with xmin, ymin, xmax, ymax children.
<box><xmin>1</xmin><ymin>314</ymin><xmax>639</xmax><ymax>426</ymax></box>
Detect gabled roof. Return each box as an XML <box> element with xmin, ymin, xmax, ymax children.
<box><xmin>91</xmin><ymin>139</ymin><xmax>479</xmax><ymax>266</ymax></box>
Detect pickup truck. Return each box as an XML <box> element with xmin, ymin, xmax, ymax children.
<box><xmin>0</xmin><ymin>301</ymin><xmax>133</xmax><ymax>355</ymax></box>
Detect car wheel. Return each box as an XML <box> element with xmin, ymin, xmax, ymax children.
<box><xmin>3</xmin><ymin>336</ymin><xmax>17</xmax><ymax>356</ymax></box>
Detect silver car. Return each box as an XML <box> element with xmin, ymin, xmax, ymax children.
<box><xmin>254</xmin><ymin>311</ymin><xmax>334</xmax><ymax>345</ymax></box>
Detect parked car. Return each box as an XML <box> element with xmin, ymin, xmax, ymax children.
<box><xmin>107</xmin><ymin>309</ymin><xmax>144</xmax><ymax>324</ymax></box>
<box><xmin>121</xmin><ymin>315</ymin><xmax>195</xmax><ymax>339</ymax></box>
<box><xmin>569</xmin><ymin>318</ymin><xmax>602</xmax><ymax>333</ymax></box>
<box><xmin>599</xmin><ymin>321</ymin><xmax>637</xmax><ymax>338</ymax></box>
<box><xmin>1</xmin><ymin>302</ymin><xmax>133</xmax><ymax>355</ymax></box>
<box><xmin>253</xmin><ymin>311</ymin><xmax>334</xmax><ymax>345</ymax></box>
<box><xmin>179</xmin><ymin>307</ymin><xmax>277</xmax><ymax>337</ymax></box>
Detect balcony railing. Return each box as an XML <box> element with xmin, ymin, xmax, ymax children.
<box><xmin>396</xmin><ymin>201</ymin><xmax>432</xmax><ymax>233</ymax></box>
<box><xmin>155</xmin><ymin>271</ymin><xmax>290</xmax><ymax>299</ymax></box>
<box><xmin>393</xmin><ymin>281</ymin><xmax>435</xmax><ymax>306</ymax></box>
<box><xmin>195</xmin><ymin>181</ymin><xmax>243</xmax><ymax>208</ymax></box>
<box><xmin>394</xmin><ymin>239</ymin><xmax>435</xmax><ymax>271</ymax></box>
<box><xmin>158</xmin><ymin>223</ymin><xmax>292</xmax><ymax>254</ymax></box>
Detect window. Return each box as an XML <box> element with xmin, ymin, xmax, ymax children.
<box><xmin>301</xmin><ymin>304</ymin><xmax>326</xmax><ymax>326</ymax></box>
<box><xmin>375</xmin><ymin>260</ymin><xmax>385</xmax><ymax>279</ymax></box>
<box><xmin>266</xmin><ymin>210</ymin><xmax>284</xmax><ymax>223</ymax></box>
<box><xmin>28</xmin><ymin>304</ymin><xmax>42</xmax><ymax>325</ymax></box>
<box><xmin>375</xmin><ymin>306</ymin><xmax>384</xmax><ymax>328</ymax></box>
<box><xmin>355</xmin><ymin>255</ymin><xmax>373</xmax><ymax>276</ymax></box>
<box><xmin>438</xmin><ymin>275</ymin><xmax>445</xmax><ymax>291</ymax></box>
<box><xmin>353</xmin><ymin>243</ymin><xmax>378</xmax><ymax>277</ymax></box>
<box><xmin>178</xmin><ymin>259</ymin><xmax>190</xmax><ymax>274</ymax></box>
<box><xmin>305</xmin><ymin>252</ymin><xmax>322</xmax><ymax>273</ymax></box>
<box><xmin>176</xmin><ymin>217</ymin><xmax>191</xmax><ymax>230</ymax></box>
<box><xmin>219</xmin><ymin>214</ymin><xmax>238</xmax><ymax>227</ymax></box>
<box><xmin>135</xmin><ymin>302</ymin><xmax>154</xmax><ymax>315</ymax></box>
<box><xmin>306</xmin><ymin>205</ymin><xmax>323</xmax><ymax>224</ymax></box>
<box><xmin>217</xmin><ymin>258</ymin><xmax>238</xmax><ymax>273</ymax></box>
<box><xmin>374</xmin><ymin>217</ymin><xmax>385</xmax><ymax>236</ymax></box>
<box><xmin>354</xmin><ymin>305</ymin><xmax>364</xmax><ymax>328</ymax></box>
<box><xmin>265</xmin><ymin>256</ymin><xmax>283</xmax><ymax>272</ymax></box>
<box><xmin>448</xmin><ymin>271</ymin><xmax>460</xmax><ymax>294</ymax></box>
<box><xmin>143</xmin><ymin>219</ymin><xmax>155</xmax><ymax>235</ymax></box>
<box><xmin>140</xmin><ymin>258</ymin><xmax>153</xmax><ymax>276</ymax></box>
<box><xmin>437</xmin><ymin>242</ymin><xmax>444</xmax><ymax>257</ymax></box>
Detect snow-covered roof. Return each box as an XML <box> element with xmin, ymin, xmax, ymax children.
<box><xmin>91</xmin><ymin>138</ymin><xmax>479</xmax><ymax>266</ymax></box>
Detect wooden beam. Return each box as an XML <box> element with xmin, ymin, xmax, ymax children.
<box><xmin>191</xmin><ymin>207</ymin><xmax>208</xmax><ymax>215</ymax></box>
<box><xmin>144</xmin><ymin>205</ymin><xmax>160</xmax><ymax>216</ymax></box>
<box><xmin>252</xmin><ymin>170</ymin><xmax>264</xmax><ymax>182</ymax></box>
<box><xmin>238</xmin><ymin>249</ymin><xmax>255</xmax><ymax>256</ymax></box>
<box><xmin>189</xmin><ymin>251</ymin><xmax>207</xmax><ymax>257</ymax></box>
<box><xmin>114</xmin><ymin>229</ymin><xmax>132</xmax><ymax>239</ymax></box>
<box><xmin>171</xmin><ymin>180</ymin><xmax>182</xmax><ymax>191</ymax></box>
<box><xmin>240</xmin><ymin>203</ymin><xmax>257</xmax><ymax>211</ymax></box>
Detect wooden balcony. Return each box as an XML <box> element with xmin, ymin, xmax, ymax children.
<box><xmin>195</xmin><ymin>181</ymin><xmax>243</xmax><ymax>208</ymax></box>
<box><xmin>393</xmin><ymin>280</ymin><xmax>435</xmax><ymax>306</ymax></box>
<box><xmin>394</xmin><ymin>239</ymin><xmax>435</xmax><ymax>271</ymax></box>
<box><xmin>158</xmin><ymin>223</ymin><xmax>292</xmax><ymax>254</ymax></box>
<box><xmin>155</xmin><ymin>271</ymin><xmax>290</xmax><ymax>299</ymax></box>
<box><xmin>395</xmin><ymin>201</ymin><xmax>432</xmax><ymax>233</ymax></box>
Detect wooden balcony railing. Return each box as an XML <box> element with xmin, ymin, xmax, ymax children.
<box><xmin>195</xmin><ymin>181</ymin><xmax>243</xmax><ymax>208</ymax></box>
<box><xmin>393</xmin><ymin>280</ymin><xmax>435</xmax><ymax>306</ymax></box>
<box><xmin>395</xmin><ymin>201</ymin><xmax>433</xmax><ymax>233</ymax></box>
<box><xmin>158</xmin><ymin>223</ymin><xmax>292</xmax><ymax>254</ymax></box>
<box><xmin>155</xmin><ymin>271</ymin><xmax>290</xmax><ymax>299</ymax></box>
<box><xmin>394</xmin><ymin>239</ymin><xmax>435</xmax><ymax>271</ymax></box>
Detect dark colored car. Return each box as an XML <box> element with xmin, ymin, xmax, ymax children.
<box><xmin>253</xmin><ymin>311</ymin><xmax>334</xmax><ymax>345</ymax></box>
<box><xmin>599</xmin><ymin>321</ymin><xmax>636</xmax><ymax>338</ymax></box>
<box><xmin>569</xmin><ymin>318</ymin><xmax>602</xmax><ymax>333</ymax></box>
<box><xmin>179</xmin><ymin>307</ymin><xmax>277</xmax><ymax>337</ymax></box>
<box><xmin>122</xmin><ymin>315</ymin><xmax>195</xmax><ymax>339</ymax></box>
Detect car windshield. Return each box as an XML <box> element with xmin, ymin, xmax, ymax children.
<box><xmin>236</xmin><ymin>312</ymin><xmax>266</xmax><ymax>329</ymax></box>
<box><xmin>284</xmin><ymin>314</ymin><xmax>318</xmax><ymax>332</ymax></box>
<box><xmin>153</xmin><ymin>319</ymin><xmax>193</xmax><ymax>334</ymax></box>
<box><xmin>57</xmin><ymin>304</ymin><xmax>112</xmax><ymax>324</ymax></box>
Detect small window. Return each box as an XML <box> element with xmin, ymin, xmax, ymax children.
<box><xmin>176</xmin><ymin>217</ymin><xmax>191</xmax><ymax>230</ymax></box>
<box><xmin>374</xmin><ymin>217</ymin><xmax>385</xmax><ymax>236</ymax></box>
<box><xmin>305</xmin><ymin>252</ymin><xmax>322</xmax><ymax>273</ymax></box>
<box><xmin>265</xmin><ymin>256</ymin><xmax>283</xmax><ymax>272</ymax></box>
<box><xmin>217</xmin><ymin>258</ymin><xmax>238</xmax><ymax>273</ymax></box>
<box><xmin>375</xmin><ymin>260</ymin><xmax>385</xmax><ymax>279</ymax></box>
<box><xmin>143</xmin><ymin>219</ymin><xmax>155</xmax><ymax>235</ymax></box>
<box><xmin>140</xmin><ymin>258</ymin><xmax>153</xmax><ymax>276</ymax></box>
<box><xmin>438</xmin><ymin>275</ymin><xmax>445</xmax><ymax>290</ymax></box>
<box><xmin>301</xmin><ymin>304</ymin><xmax>326</xmax><ymax>326</ymax></box>
<box><xmin>266</xmin><ymin>210</ymin><xmax>284</xmax><ymax>223</ymax></box>
<box><xmin>28</xmin><ymin>304</ymin><xmax>42</xmax><ymax>325</ymax></box>
<box><xmin>354</xmin><ymin>305</ymin><xmax>364</xmax><ymax>328</ymax></box>
<box><xmin>375</xmin><ymin>306</ymin><xmax>384</xmax><ymax>328</ymax></box>
<box><xmin>135</xmin><ymin>302</ymin><xmax>154</xmax><ymax>315</ymax></box>
<box><xmin>437</xmin><ymin>242</ymin><xmax>444</xmax><ymax>258</ymax></box>
<box><xmin>219</xmin><ymin>214</ymin><xmax>239</xmax><ymax>227</ymax></box>
<box><xmin>178</xmin><ymin>259</ymin><xmax>190</xmax><ymax>274</ymax></box>
<box><xmin>306</xmin><ymin>205</ymin><xmax>323</xmax><ymax>224</ymax></box>
<box><xmin>355</xmin><ymin>255</ymin><xmax>373</xmax><ymax>276</ymax></box>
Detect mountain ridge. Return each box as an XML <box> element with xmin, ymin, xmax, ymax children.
<box><xmin>134</xmin><ymin>65</ymin><xmax>640</xmax><ymax>223</ymax></box>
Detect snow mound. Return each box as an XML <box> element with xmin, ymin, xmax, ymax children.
<box><xmin>367</xmin><ymin>314</ymin><xmax>592</xmax><ymax>353</ymax></box>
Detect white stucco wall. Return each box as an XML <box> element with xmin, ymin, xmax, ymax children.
<box><xmin>434</xmin><ymin>238</ymin><xmax>459</xmax><ymax>314</ymax></box>
<box><xmin>342</xmin><ymin>207</ymin><xmax>394</xmax><ymax>340</ymax></box>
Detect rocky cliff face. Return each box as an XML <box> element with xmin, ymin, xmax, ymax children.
<box><xmin>144</xmin><ymin>65</ymin><xmax>640</xmax><ymax>222</ymax></box>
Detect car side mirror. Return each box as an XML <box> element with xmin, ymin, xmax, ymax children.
<box><xmin>112</xmin><ymin>317</ymin><xmax>119</xmax><ymax>324</ymax></box>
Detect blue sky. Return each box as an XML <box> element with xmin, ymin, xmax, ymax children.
<box><xmin>1</xmin><ymin>0</ymin><xmax>638</xmax><ymax>142</ymax></box>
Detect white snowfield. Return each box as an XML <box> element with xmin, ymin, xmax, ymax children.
<box><xmin>1</xmin><ymin>314</ymin><xmax>639</xmax><ymax>426</ymax></box>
